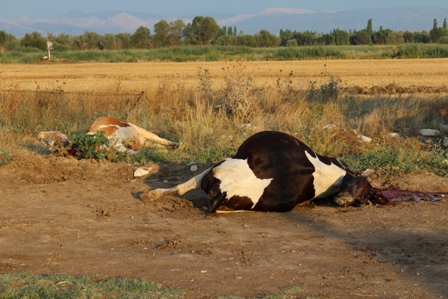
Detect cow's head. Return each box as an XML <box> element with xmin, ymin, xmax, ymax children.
<box><xmin>333</xmin><ymin>174</ymin><xmax>372</xmax><ymax>207</ymax></box>
<box><xmin>37</xmin><ymin>131</ymin><xmax>69</xmax><ymax>148</ymax></box>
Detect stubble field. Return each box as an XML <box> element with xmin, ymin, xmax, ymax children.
<box><xmin>2</xmin><ymin>59</ymin><xmax>448</xmax><ymax>93</ymax></box>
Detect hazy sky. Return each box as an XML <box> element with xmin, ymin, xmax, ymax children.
<box><xmin>1</xmin><ymin>0</ymin><xmax>448</xmax><ymax>19</ymax></box>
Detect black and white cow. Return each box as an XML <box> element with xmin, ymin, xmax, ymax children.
<box><xmin>146</xmin><ymin>131</ymin><xmax>380</xmax><ymax>212</ymax></box>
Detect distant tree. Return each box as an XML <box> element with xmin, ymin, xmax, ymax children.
<box><xmin>366</xmin><ymin>19</ymin><xmax>373</xmax><ymax>35</ymax></box>
<box><xmin>218</xmin><ymin>26</ymin><xmax>227</xmax><ymax>36</ymax></box>
<box><xmin>315</xmin><ymin>33</ymin><xmax>333</xmax><ymax>45</ymax></box>
<box><xmin>350</xmin><ymin>29</ymin><xmax>372</xmax><ymax>45</ymax></box>
<box><xmin>0</xmin><ymin>30</ymin><xmax>17</xmax><ymax>47</ymax></box>
<box><xmin>44</xmin><ymin>33</ymin><xmax>69</xmax><ymax>51</ymax></box>
<box><xmin>81</xmin><ymin>31</ymin><xmax>102</xmax><ymax>49</ymax></box>
<box><xmin>442</xmin><ymin>18</ymin><xmax>448</xmax><ymax>40</ymax></box>
<box><xmin>100</xmin><ymin>33</ymin><xmax>116</xmax><ymax>50</ymax></box>
<box><xmin>413</xmin><ymin>31</ymin><xmax>431</xmax><ymax>43</ymax></box>
<box><xmin>350</xmin><ymin>19</ymin><xmax>376</xmax><ymax>45</ymax></box>
<box><xmin>234</xmin><ymin>26</ymin><xmax>237</xmax><ymax>36</ymax></box>
<box><xmin>213</xmin><ymin>35</ymin><xmax>236</xmax><ymax>46</ymax></box>
<box><xmin>286</xmin><ymin>39</ymin><xmax>298</xmax><ymax>47</ymax></box>
<box><xmin>182</xmin><ymin>23</ymin><xmax>198</xmax><ymax>45</ymax></box>
<box><xmin>153</xmin><ymin>19</ymin><xmax>170</xmax><ymax>47</ymax></box>
<box><xmin>20</xmin><ymin>31</ymin><xmax>46</xmax><ymax>50</ymax></box>
<box><xmin>54</xmin><ymin>33</ymin><xmax>71</xmax><ymax>47</ymax></box>
<box><xmin>293</xmin><ymin>31</ymin><xmax>316</xmax><ymax>46</ymax></box>
<box><xmin>430</xmin><ymin>19</ymin><xmax>443</xmax><ymax>42</ymax></box>
<box><xmin>183</xmin><ymin>16</ymin><xmax>219</xmax><ymax>45</ymax></box>
<box><xmin>71</xmin><ymin>35</ymin><xmax>84</xmax><ymax>50</ymax></box>
<box><xmin>432</xmin><ymin>18</ymin><xmax>438</xmax><ymax>30</ymax></box>
<box><xmin>168</xmin><ymin>19</ymin><xmax>185</xmax><ymax>46</ymax></box>
<box><xmin>70</xmin><ymin>31</ymin><xmax>102</xmax><ymax>50</ymax></box>
<box><xmin>279</xmin><ymin>29</ymin><xmax>294</xmax><ymax>46</ymax></box>
<box><xmin>131</xmin><ymin>26</ymin><xmax>151</xmax><ymax>48</ymax></box>
<box><xmin>386</xmin><ymin>31</ymin><xmax>405</xmax><ymax>44</ymax></box>
<box><xmin>227</xmin><ymin>26</ymin><xmax>233</xmax><ymax>36</ymax></box>
<box><xmin>97</xmin><ymin>40</ymin><xmax>104</xmax><ymax>50</ymax></box>
<box><xmin>332</xmin><ymin>29</ymin><xmax>349</xmax><ymax>45</ymax></box>
<box><xmin>115</xmin><ymin>33</ymin><xmax>131</xmax><ymax>49</ymax></box>
<box><xmin>235</xmin><ymin>34</ymin><xmax>256</xmax><ymax>47</ymax></box>
<box><xmin>254</xmin><ymin>29</ymin><xmax>280</xmax><ymax>47</ymax></box>
<box><xmin>372</xmin><ymin>26</ymin><xmax>391</xmax><ymax>44</ymax></box>
<box><xmin>403</xmin><ymin>31</ymin><xmax>413</xmax><ymax>43</ymax></box>
<box><xmin>153</xmin><ymin>19</ymin><xmax>185</xmax><ymax>47</ymax></box>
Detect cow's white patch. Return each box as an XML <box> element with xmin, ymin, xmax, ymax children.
<box><xmin>212</xmin><ymin>158</ymin><xmax>273</xmax><ymax>208</ymax></box>
<box><xmin>108</xmin><ymin>128</ymin><xmax>134</xmax><ymax>152</ymax></box>
<box><xmin>87</xmin><ymin>125</ymin><xmax>132</xmax><ymax>152</ymax></box>
<box><xmin>305</xmin><ymin>151</ymin><xmax>346</xmax><ymax>199</ymax></box>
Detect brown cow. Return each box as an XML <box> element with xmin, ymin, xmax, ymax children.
<box><xmin>38</xmin><ymin>116</ymin><xmax>178</xmax><ymax>153</ymax></box>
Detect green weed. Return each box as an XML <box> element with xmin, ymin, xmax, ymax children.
<box><xmin>0</xmin><ymin>147</ymin><xmax>11</xmax><ymax>166</ymax></box>
<box><xmin>0</xmin><ymin>271</ymin><xmax>183</xmax><ymax>299</ymax></box>
<box><xmin>68</xmin><ymin>131</ymin><xmax>110</xmax><ymax>160</ymax></box>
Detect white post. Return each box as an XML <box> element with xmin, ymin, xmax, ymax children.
<box><xmin>46</xmin><ymin>32</ymin><xmax>52</xmax><ymax>61</ymax></box>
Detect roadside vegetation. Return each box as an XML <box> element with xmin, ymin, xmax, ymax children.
<box><xmin>1</xmin><ymin>43</ymin><xmax>448</xmax><ymax>63</ymax></box>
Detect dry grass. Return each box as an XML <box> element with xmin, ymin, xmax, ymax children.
<box><xmin>1</xmin><ymin>59</ymin><xmax>448</xmax><ymax>173</ymax></box>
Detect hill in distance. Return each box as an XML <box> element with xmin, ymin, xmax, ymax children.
<box><xmin>1</xmin><ymin>6</ymin><xmax>447</xmax><ymax>37</ymax></box>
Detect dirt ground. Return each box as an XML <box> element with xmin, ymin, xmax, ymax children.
<box><xmin>1</xmin><ymin>151</ymin><xmax>448</xmax><ymax>298</ymax></box>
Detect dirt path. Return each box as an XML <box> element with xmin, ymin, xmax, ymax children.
<box><xmin>1</xmin><ymin>153</ymin><xmax>448</xmax><ymax>298</ymax></box>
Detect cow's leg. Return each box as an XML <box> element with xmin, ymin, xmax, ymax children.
<box><xmin>215</xmin><ymin>210</ymin><xmax>252</xmax><ymax>214</ymax></box>
<box><xmin>142</xmin><ymin>167</ymin><xmax>212</xmax><ymax>200</ymax></box>
<box><xmin>128</xmin><ymin>123</ymin><xmax>178</xmax><ymax>147</ymax></box>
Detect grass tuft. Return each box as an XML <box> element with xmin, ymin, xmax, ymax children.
<box><xmin>0</xmin><ymin>271</ymin><xmax>183</xmax><ymax>299</ymax></box>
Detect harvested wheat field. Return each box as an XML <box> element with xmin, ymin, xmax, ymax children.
<box><xmin>2</xmin><ymin>59</ymin><xmax>448</xmax><ymax>93</ymax></box>
<box><xmin>1</xmin><ymin>59</ymin><xmax>448</xmax><ymax>298</ymax></box>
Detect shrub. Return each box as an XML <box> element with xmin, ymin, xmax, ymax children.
<box><xmin>286</xmin><ymin>39</ymin><xmax>298</xmax><ymax>47</ymax></box>
<box><xmin>68</xmin><ymin>131</ymin><xmax>110</xmax><ymax>160</ymax></box>
<box><xmin>439</xmin><ymin>36</ymin><xmax>448</xmax><ymax>44</ymax></box>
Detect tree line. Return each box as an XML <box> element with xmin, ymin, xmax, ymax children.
<box><xmin>0</xmin><ymin>16</ymin><xmax>447</xmax><ymax>53</ymax></box>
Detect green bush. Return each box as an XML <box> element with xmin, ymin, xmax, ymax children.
<box><xmin>438</xmin><ymin>36</ymin><xmax>448</xmax><ymax>44</ymax></box>
<box><xmin>68</xmin><ymin>131</ymin><xmax>110</xmax><ymax>160</ymax></box>
<box><xmin>286</xmin><ymin>39</ymin><xmax>298</xmax><ymax>47</ymax></box>
<box><xmin>395</xmin><ymin>43</ymin><xmax>448</xmax><ymax>58</ymax></box>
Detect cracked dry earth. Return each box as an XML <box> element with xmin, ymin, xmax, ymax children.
<box><xmin>1</xmin><ymin>153</ymin><xmax>448</xmax><ymax>298</ymax></box>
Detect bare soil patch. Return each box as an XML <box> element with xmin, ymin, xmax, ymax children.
<box><xmin>1</xmin><ymin>151</ymin><xmax>448</xmax><ymax>298</ymax></box>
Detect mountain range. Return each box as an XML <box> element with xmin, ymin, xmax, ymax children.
<box><xmin>1</xmin><ymin>6</ymin><xmax>447</xmax><ymax>37</ymax></box>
